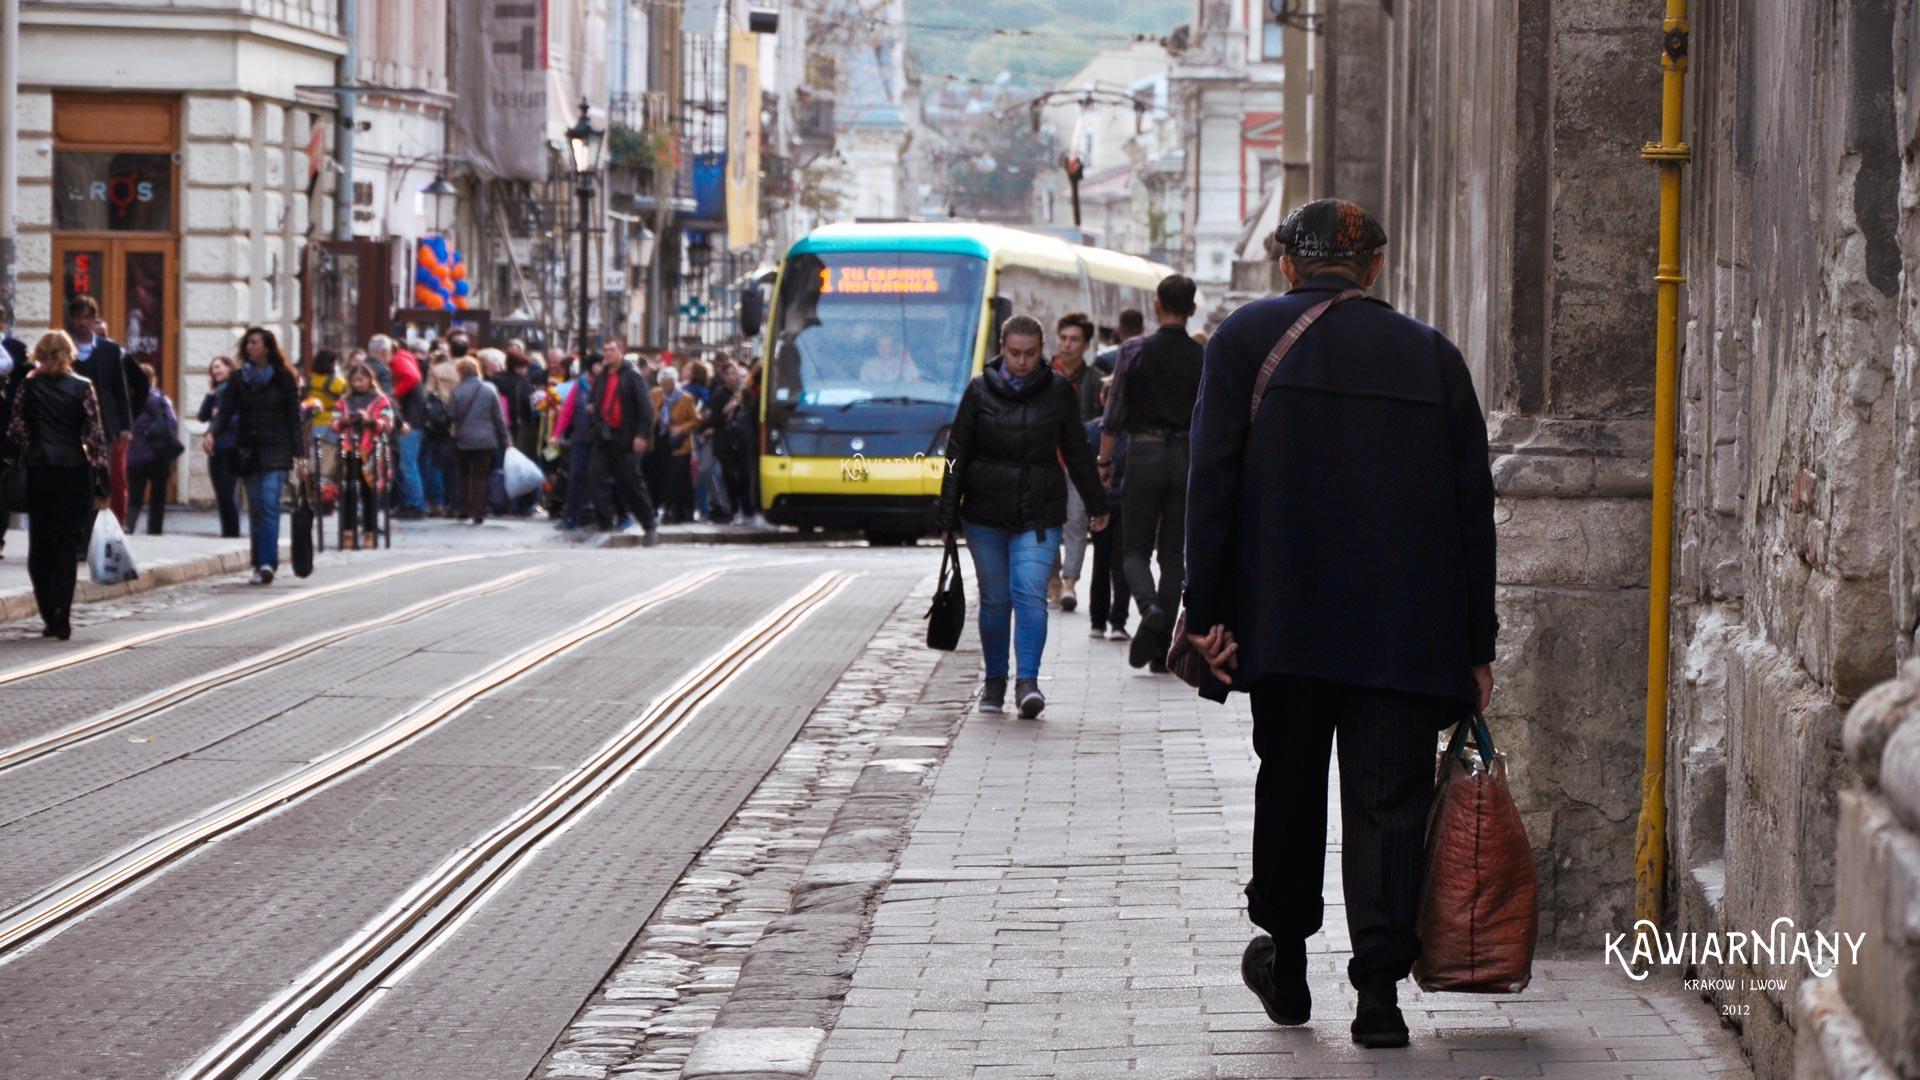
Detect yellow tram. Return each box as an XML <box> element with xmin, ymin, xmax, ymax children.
<box><xmin>754</xmin><ymin>222</ymin><xmax>1177</xmax><ymax>544</ymax></box>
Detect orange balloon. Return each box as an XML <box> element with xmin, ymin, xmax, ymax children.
<box><xmin>450</xmin><ymin>262</ymin><xmax>467</xmax><ymax>281</ymax></box>
<box><xmin>415</xmin><ymin>284</ymin><xmax>445</xmax><ymax>308</ymax></box>
<box><xmin>418</xmin><ymin>246</ymin><xmax>441</xmax><ymax>271</ymax></box>
<box><xmin>452</xmin><ymin>296</ymin><xmax>470</xmax><ymax>310</ymax></box>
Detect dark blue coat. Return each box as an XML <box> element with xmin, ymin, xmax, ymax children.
<box><xmin>1183</xmin><ymin>275</ymin><xmax>1497</xmax><ymax>705</ymax></box>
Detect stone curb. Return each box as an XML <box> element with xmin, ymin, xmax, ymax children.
<box><xmin>0</xmin><ymin>544</ymin><xmax>283</xmax><ymax>626</ymax></box>
<box><xmin>679</xmin><ymin>650</ymin><xmax>978</xmax><ymax>1080</ymax></box>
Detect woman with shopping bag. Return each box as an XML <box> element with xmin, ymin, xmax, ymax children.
<box><xmin>3</xmin><ymin>331</ymin><xmax>111</xmax><ymax>640</ymax></box>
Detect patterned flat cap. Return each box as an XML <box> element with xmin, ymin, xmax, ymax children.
<box><xmin>1271</xmin><ymin>198</ymin><xmax>1388</xmax><ymax>258</ymax></box>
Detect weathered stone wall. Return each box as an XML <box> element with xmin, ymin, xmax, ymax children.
<box><xmin>1669</xmin><ymin>3</ymin><xmax>1902</xmax><ymax>1074</ymax></box>
<box><xmin>1365</xmin><ymin>0</ymin><xmax>1659</xmax><ymax>947</ymax></box>
<box><xmin>1321</xmin><ymin>0</ymin><xmax>1918</xmax><ymax>1073</ymax></box>
<box><xmin>1794</xmin><ymin>3</ymin><xmax>1920</xmax><ymax>1078</ymax></box>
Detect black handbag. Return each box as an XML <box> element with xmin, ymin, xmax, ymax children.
<box><xmin>924</xmin><ymin>535</ymin><xmax>967</xmax><ymax>651</ymax></box>
<box><xmin>290</xmin><ymin>478</ymin><xmax>315</xmax><ymax>578</ymax></box>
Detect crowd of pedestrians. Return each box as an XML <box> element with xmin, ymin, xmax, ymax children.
<box><xmin>0</xmin><ymin>292</ymin><xmax>767</xmax><ymax>634</ymax></box>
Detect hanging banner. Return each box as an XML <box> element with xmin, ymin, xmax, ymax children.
<box><xmin>450</xmin><ymin>0</ymin><xmax>548</xmax><ymax>181</ymax></box>
<box><xmin>726</xmin><ymin>28</ymin><xmax>763</xmax><ymax>250</ymax></box>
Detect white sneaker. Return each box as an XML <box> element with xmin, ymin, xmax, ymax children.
<box><xmin>1106</xmin><ymin>625</ymin><xmax>1131</xmax><ymax>641</ymax></box>
<box><xmin>1059</xmin><ymin>583</ymin><xmax>1078</xmax><ymax>613</ymax></box>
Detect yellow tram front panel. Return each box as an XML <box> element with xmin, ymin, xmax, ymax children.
<box><xmin>760</xmin><ymin>453</ymin><xmax>947</xmax><ymax>498</ymax></box>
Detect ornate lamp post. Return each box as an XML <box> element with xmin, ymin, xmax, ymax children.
<box><xmin>565</xmin><ymin>99</ymin><xmax>605</xmax><ymax>356</ymax></box>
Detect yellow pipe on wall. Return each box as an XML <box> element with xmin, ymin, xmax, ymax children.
<box><xmin>1635</xmin><ymin>0</ymin><xmax>1690</xmax><ymax>933</ymax></box>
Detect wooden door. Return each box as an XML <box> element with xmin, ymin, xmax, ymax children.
<box><xmin>51</xmin><ymin>236</ymin><xmax>179</xmax><ymax>392</ymax></box>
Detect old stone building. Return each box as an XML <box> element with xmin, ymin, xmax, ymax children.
<box><xmin>1292</xmin><ymin>2</ymin><xmax>1920</xmax><ymax>1078</ymax></box>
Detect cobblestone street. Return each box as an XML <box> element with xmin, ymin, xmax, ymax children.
<box><xmin>792</xmin><ymin>622</ymin><xmax>1755</xmax><ymax>1080</ymax></box>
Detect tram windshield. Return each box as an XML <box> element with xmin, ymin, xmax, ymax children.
<box><xmin>768</xmin><ymin>251</ymin><xmax>988</xmax><ymax>415</ymax></box>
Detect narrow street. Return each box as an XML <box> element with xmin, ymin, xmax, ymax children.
<box><xmin>0</xmin><ymin>534</ymin><xmax>922</xmax><ymax>1078</ymax></box>
<box><xmin>0</xmin><ymin>522</ymin><xmax>1751</xmax><ymax>1079</ymax></box>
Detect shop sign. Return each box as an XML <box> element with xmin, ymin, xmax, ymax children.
<box><xmin>54</xmin><ymin>153</ymin><xmax>174</xmax><ymax>232</ymax></box>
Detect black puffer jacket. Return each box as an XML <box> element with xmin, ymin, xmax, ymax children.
<box><xmin>220</xmin><ymin>365</ymin><xmax>308</xmax><ymax>471</ymax></box>
<box><xmin>937</xmin><ymin>358</ymin><xmax>1107</xmax><ymax>533</ymax></box>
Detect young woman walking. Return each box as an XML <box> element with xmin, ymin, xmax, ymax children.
<box><xmin>216</xmin><ymin>327</ymin><xmax>306</xmax><ymax>584</ymax></box>
<box><xmin>936</xmin><ymin>315</ymin><xmax>1109</xmax><ymax>718</ymax></box>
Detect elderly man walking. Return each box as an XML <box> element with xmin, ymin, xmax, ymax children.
<box><xmin>1182</xmin><ymin>200</ymin><xmax>1498</xmax><ymax>1049</ymax></box>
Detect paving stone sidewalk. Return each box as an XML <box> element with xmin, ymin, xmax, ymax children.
<box><xmin>808</xmin><ymin>617</ymin><xmax>1755</xmax><ymax>1079</ymax></box>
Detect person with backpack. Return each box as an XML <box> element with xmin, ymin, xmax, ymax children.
<box><xmin>125</xmin><ymin>362</ymin><xmax>182</xmax><ymax>535</ymax></box>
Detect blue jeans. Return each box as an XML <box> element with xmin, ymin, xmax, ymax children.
<box><xmin>964</xmin><ymin>522</ymin><xmax>1059</xmax><ymax>681</ymax></box>
<box><xmin>395</xmin><ymin>429</ymin><xmax>426</xmax><ymax>511</ymax></box>
<box><xmin>244</xmin><ymin>469</ymin><xmax>287</xmax><ymax>570</ymax></box>
<box><xmin>419</xmin><ymin>436</ymin><xmax>450</xmax><ymax>508</ymax></box>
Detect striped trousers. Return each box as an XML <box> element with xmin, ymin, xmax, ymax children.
<box><xmin>1246</xmin><ymin>675</ymin><xmax>1456</xmax><ymax>990</ymax></box>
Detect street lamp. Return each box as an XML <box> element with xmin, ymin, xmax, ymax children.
<box><xmin>565</xmin><ymin>99</ymin><xmax>604</xmax><ymax>356</ymax></box>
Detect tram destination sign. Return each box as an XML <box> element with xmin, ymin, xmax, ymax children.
<box><xmin>819</xmin><ymin>265</ymin><xmax>943</xmax><ymax>295</ymax></box>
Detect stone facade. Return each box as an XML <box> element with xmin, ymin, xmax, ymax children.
<box><xmin>12</xmin><ymin>4</ymin><xmax>342</xmax><ymax>503</ymax></box>
<box><xmin>1307</xmin><ymin>2</ymin><xmax>1920</xmax><ymax>1078</ymax></box>
<box><xmin>1318</xmin><ymin>0</ymin><xmax>1661</xmax><ymax>949</ymax></box>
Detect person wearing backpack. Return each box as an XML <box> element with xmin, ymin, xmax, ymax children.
<box><xmin>126</xmin><ymin>362</ymin><xmax>183</xmax><ymax>535</ymax></box>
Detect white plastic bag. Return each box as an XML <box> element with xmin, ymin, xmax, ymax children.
<box><xmin>502</xmin><ymin>446</ymin><xmax>545</xmax><ymax>498</ymax></box>
<box><xmin>88</xmin><ymin>510</ymin><xmax>140</xmax><ymax>585</ymax></box>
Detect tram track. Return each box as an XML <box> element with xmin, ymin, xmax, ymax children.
<box><xmin>0</xmin><ymin>563</ymin><xmax>568</xmax><ymax>774</ymax></box>
<box><xmin>183</xmin><ymin>570</ymin><xmax>854</xmax><ymax>1080</ymax></box>
<box><xmin>0</xmin><ymin>551</ymin><xmax>510</xmax><ymax>688</ymax></box>
<box><xmin>0</xmin><ymin>563</ymin><xmax>739</xmax><ymax>959</ymax></box>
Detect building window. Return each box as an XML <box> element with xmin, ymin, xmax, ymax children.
<box><xmin>1263</xmin><ymin>22</ymin><xmax>1284</xmax><ymax>60</ymax></box>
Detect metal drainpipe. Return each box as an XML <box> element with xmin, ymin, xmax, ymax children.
<box><xmin>1635</xmin><ymin>0</ymin><xmax>1690</xmax><ymax>932</ymax></box>
<box><xmin>334</xmin><ymin>0</ymin><xmax>357</xmax><ymax>241</ymax></box>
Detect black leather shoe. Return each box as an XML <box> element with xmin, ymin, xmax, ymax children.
<box><xmin>1350</xmin><ymin>982</ymin><xmax>1409</xmax><ymax>1048</ymax></box>
<box><xmin>1130</xmin><ymin>607</ymin><xmax>1169</xmax><ymax>669</ymax></box>
<box><xmin>1241</xmin><ymin>935</ymin><xmax>1310</xmax><ymax>1026</ymax></box>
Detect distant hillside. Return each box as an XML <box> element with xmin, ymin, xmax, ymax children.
<box><xmin>908</xmin><ymin>0</ymin><xmax>1188</xmax><ymax>86</ymax></box>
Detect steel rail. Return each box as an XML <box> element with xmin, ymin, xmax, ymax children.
<box><xmin>0</xmin><ymin>565</ymin><xmax>735</xmax><ymax>958</ymax></box>
<box><xmin>0</xmin><ymin>564</ymin><xmax>566</xmax><ymax>774</ymax></box>
<box><xmin>0</xmin><ymin>551</ymin><xmax>511</xmax><ymax>688</ymax></box>
<box><xmin>184</xmin><ymin>571</ymin><xmax>854</xmax><ymax>1080</ymax></box>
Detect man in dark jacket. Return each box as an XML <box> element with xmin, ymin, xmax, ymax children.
<box><xmin>66</xmin><ymin>295</ymin><xmax>137</xmax><ymax>525</ymax></box>
<box><xmin>588</xmin><ymin>342</ymin><xmax>658</xmax><ymax>545</ymax></box>
<box><xmin>1182</xmin><ymin>199</ymin><xmax>1497</xmax><ymax>1050</ymax></box>
<box><xmin>1098</xmin><ymin>275</ymin><xmax>1203</xmax><ymax>671</ymax></box>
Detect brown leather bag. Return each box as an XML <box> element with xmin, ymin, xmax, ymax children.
<box><xmin>1165</xmin><ymin>288</ymin><xmax>1369</xmax><ymax>688</ymax></box>
<box><xmin>1413</xmin><ymin>712</ymin><xmax>1539</xmax><ymax>993</ymax></box>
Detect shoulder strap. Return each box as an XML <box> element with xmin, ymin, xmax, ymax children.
<box><xmin>1249</xmin><ymin>288</ymin><xmax>1367</xmax><ymax>421</ymax></box>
